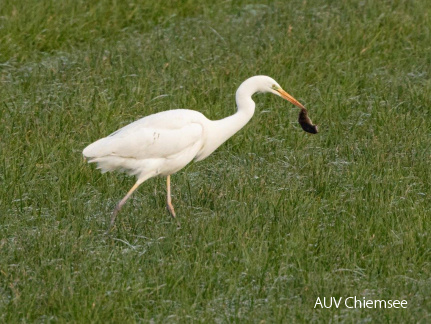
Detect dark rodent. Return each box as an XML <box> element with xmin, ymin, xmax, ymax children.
<box><xmin>298</xmin><ymin>108</ymin><xmax>318</xmax><ymax>134</ymax></box>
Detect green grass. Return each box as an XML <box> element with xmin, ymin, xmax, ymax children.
<box><xmin>1</xmin><ymin>0</ymin><xmax>431</xmax><ymax>322</ymax></box>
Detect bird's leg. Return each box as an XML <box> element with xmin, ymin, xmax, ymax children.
<box><xmin>166</xmin><ymin>175</ymin><xmax>177</xmax><ymax>218</ymax></box>
<box><xmin>108</xmin><ymin>181</ymin><xmax>142</xmax><ymax>230</ymax></box>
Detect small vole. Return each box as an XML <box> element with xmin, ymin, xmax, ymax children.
<box><xmin>298</xmin><ymin>108</ymin><xmax>318</xmax><ymax>134</ymax></box>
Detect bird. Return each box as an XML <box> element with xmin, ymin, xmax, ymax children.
<box><xmin>83</xmin><ymin>75</ymin><xmax>317</xmax><ymax>229</ymax></box>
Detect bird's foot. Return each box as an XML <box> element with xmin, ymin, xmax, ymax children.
<box><xmin>105</xmin><ymin>204</ymin><xmax>121</xmax><ymax>234</ymax></box>
<box><xmin>167</xmin><ymin>203</ymin><xmax>181</xmax><ymax>227</ymax></box>
<box><xmin>166</xmin><ymin>202</ymin><xmax>176</xmax><ymax>219</ymax></box>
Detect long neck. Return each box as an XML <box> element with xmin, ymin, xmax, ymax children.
<box><xmin>195</xmin><ymin>78</ymin><xmax>263</xmax><ymax>161</ymax></box>
<box><xmin>211</xmin><ymin>82</ymin><xmax>256</xmax><ymax>145</ymax></box>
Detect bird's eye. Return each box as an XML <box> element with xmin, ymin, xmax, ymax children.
<box><xmin>271</xmin><ymin>84</ymin><xmax>278</xmax><ymax>90</ymax></box>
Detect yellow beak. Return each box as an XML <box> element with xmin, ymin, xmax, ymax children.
<box><xmin>276</xmin><ymin>88</ymin><xmax>305</xmax><ymax>109</ymax></box>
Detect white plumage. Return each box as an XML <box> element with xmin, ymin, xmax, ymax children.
<box><xmin>83</xmin><ymin>75</ymin><xmax>307</xmax><ymax>229</ymax></box>
<box><xmin>84</xmin><ymin>110</ymin><xmax>205</xmax><ymax>177</ymax></box>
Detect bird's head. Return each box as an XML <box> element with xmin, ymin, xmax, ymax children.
<box><xmin>252</xmin><ymin>75</ymin><xmax>318</xmax><ymax>134</ymax></box>
<box><xmin>248</xmin><ymin>75</ymin><xmax>304</xmax><ymax>109</ymax></box>
<box><xmin>269</xmin><ymin>81</ymin><xmax>305</xmax><ymax>110</ymax></box>
<box><xmin>237</xmin><ymin>75</ymin><xmax>318</xmax><ymax>134</ymax></box>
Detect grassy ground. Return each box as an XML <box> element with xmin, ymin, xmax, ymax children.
<box><xmin>1</xmin><ymin>0</ymin><xmax>430</xmax><ymax>322</ymax></box>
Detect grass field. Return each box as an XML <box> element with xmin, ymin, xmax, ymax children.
<box><xmin>1</xmin><ymin>0</ymin><xmax>430</xmax><ymax>322</ymax></box>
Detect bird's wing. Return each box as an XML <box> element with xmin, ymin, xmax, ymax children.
<box><xmin>83</xmin><ymin>112</ymin><xmax>205</xmax><ymax>160</ymax></box>
<box><xmin>107</xmin><ymin>109</ymin><xmax>205</xmax><ymax>136</ymax></box>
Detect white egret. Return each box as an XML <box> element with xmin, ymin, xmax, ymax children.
<box><xmin>83</xmin><ymin>75</ymin><xmax>317</xmax><ymax>228</ymax></box>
